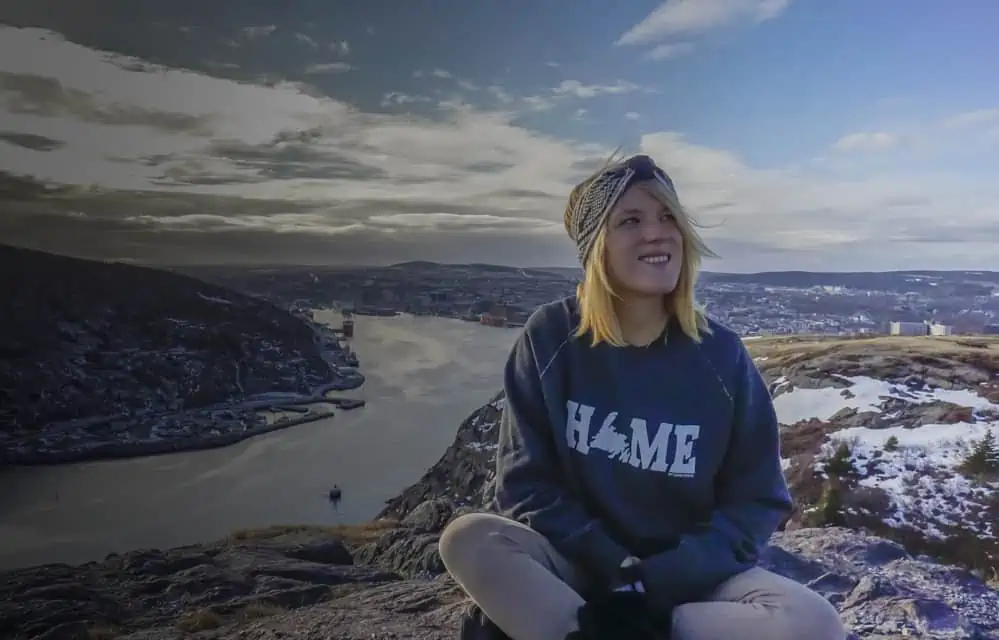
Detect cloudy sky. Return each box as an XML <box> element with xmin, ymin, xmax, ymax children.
<box><xmin>1</xmin><ymin>0</ymin><xmax>998</xmax><ymax>270</ymax></box>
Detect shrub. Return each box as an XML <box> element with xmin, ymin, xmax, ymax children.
<box><xmin>883</xmin><ymin>435</ymin><xmax>899</xmax><ymax>452</ymax></box>
<box><xmin>824</xmin><ymin>441</ymin><xmax>854</xmax><ymax>477</ymax></box>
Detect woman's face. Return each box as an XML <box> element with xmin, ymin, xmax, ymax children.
<box><xmin>603</xmin><ymin>181</ymin><xmax>684</xmax><ymax>297</ymax></box>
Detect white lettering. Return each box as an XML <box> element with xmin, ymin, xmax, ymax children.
<box><xmin>629</xmin><ymin>419</ymin><xmax>672</xmax><ymax>472</ymax></box>
<box><xmin>565</xmin><ymin>400</ymin><xmax>593</xmax><ymax>453</ymax></box>
<box><xmin>669</xmin><ymin>424</ymin><xmax>700</xmax><ymax>477</ymax></box>
<box><xmin>565</xmin><ymin>401</ymin><xmax>702</xmax><ymax>478</ymax></box>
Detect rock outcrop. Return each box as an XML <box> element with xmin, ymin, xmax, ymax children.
<box><xmin>0</xmin><ymin>244</ymin><xmax>333</xmax><ymax>434</ymax></box>
<box><xmin>5</xmin><ymin>500</ymin><xmax>998</xmax><ymax>639</ymax></box>
<box><xmin>4</xmin><ymin>336</ymin><xmax>999</xmax><ymax>639</ymax></box>
<box><xmin>751</xmin><ymin>336</ymin><xmax>999</xmax><ymax>579</ymax></box>
<box><xmin>0</xmin><ymin>244</ymin><xmax>355</xmax><ymax>465</ymax></box>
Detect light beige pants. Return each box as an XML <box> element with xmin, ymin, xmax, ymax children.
<box><xmin>439</xmin><ymin>512</ymin><xmax>847</xmax><ymax>640</ymax></box>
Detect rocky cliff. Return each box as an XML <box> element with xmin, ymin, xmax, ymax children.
<box><xmin>3</xmin><ymin>335</ymin><xmax>999</xmax><ymax>639</ymax></box>
<box><xmin>0</xmin><ymin>244</ymin><xmax>342</xmax><ymax>464</ymax></box>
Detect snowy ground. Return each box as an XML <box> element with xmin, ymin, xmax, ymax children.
<box><xmin>826</xmin><ymin>422</ymin><xmax>996</xmax><ymax>539</ymax></box>
<box><xmin>772</xmin><ymin>374</ymin><xmax>999</xmax><ymax>425</ymax></box>
<box><xmin>773</xmin><ymin>375</ymin><xmax>998</xmax><ymax>541</ymax></box>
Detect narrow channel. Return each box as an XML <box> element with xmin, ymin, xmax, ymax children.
<box><xmin>0</xmin><ymin>312</ymin><xmax>521</xmax><ymax>571</ymax></box>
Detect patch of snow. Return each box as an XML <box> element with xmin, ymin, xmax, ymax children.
<box><xmin>197</xmin><ymin>292</ymin><xmax>231</xmax><ymax>305</ymax></box>
<box><xmin>773</xmin><ymin>375</ymin><xmax>999</xmax><ymax>425</ymax></box>
<box><xmin>467</xmin><ymin>441</ymin><xmax>497</xmax><ymax>452</ymax></box>
<box><xmin>823</xmin><ymin>421</ymin><xmax>997</xmax><ymax>540</ymax></box>
<box><xmin>832</xmin><ymin>422</ymin><xmax>993</xmax><ymax>453</ymax></box>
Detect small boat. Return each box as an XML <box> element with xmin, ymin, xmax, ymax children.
<box><xmin>328</xmin><ymin>485</ymin><xmax>342</xmax><ymax>500</ymax></box>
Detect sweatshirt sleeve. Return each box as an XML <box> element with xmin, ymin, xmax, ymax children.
<box><xmin>493</xmin><ymin>325</ymin><xmax>632</xmax><ymax>585</ymax></box>
<box><xmin>639</xmin><ymin>337</ymin><xmax>794</xmax><ymax>605</ymax></box>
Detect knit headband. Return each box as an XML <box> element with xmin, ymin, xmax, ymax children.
<box><xmin>563</xmin><ymin>154</ymin><xmax>679</xmax><ymax>266</ymax></box>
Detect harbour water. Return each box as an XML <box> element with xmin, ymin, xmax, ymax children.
<box><xmin>0</xmin><ymin>312</ymin><xmax>521</xmax><ymax>571</ymax></box>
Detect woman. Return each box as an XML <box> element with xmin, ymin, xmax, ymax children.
<box><xmin>439</xmin><ymin>153</ymin><xmax>846</xmax><ymax>640</ymax></box>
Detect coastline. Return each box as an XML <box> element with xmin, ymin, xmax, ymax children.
<box><xmin>2</xmin><ymin>308</ymin><xmax>517</xmax><ymax>468</ymax></box>
<box><xmin>1</xmin><ymin>309</ymin><xmax>366</xmax><ymax>467</ymax></box>
<box><xmin>2</xmin><ymin>396</ymin><xmax>365</xmax><ymax>467</ymax></box>
<box><xmin>352</xmin><ymin>307</ymin><xmax>526</xmax><ymax>329</ymax></box>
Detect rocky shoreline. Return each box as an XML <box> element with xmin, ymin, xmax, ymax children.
<box><xmin>1</xmin><ymin>310</ymin><xmax>366</xmax><ymax>467</ymax></box>
<box><xmin>0</xmin><ymin>396</ymin><xmax>365</xmax><ymax>467</ymax></box>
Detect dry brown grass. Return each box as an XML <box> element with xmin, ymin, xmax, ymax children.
<box><xmin>226</xmin><ymin>518</ymin><xmax>399</xmax><ymax>548</ymax></box>
<box><xmin>746</xmin><ymin>335</ymin><xmax>999</xmax><ymax>386</ymax></box>
<box><xmin>746</xmin><ymin>334</ymin><xmax>999</xmax><ymax>360</ymax></box>
<box><xmin>176</xmin><ymin>609</ymin><xmax>225</xmax><ymax>632</ymax></box>
<box><xmin>237</xmin><ymin>601</ymin><xmax>288</xmax><ymax>621</ymax></box>
<box><xmin>328</xmin><ymin>582</ymin><xmax>382</xmax><ymax>599</ymax></box>
<box><xmin>171</xmin><ymin>601</ymin><xmax>291</xmax><ymax>635</ymax></box>
<box><xmin>986</xmin><ymin>567</ymin><xmax>999</xmax><ymax>589</ymax></box>
<box><xmin>84</xmin><ymin>625</ymin><xmax>122</xmax><ymax>639</ymax></box>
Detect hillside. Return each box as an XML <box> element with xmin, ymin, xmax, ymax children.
<box><xmin>386</xmin><ymin>335</ymin><xmax>999</xmax><ymax>578</ymax></box>
<box><xmin>3</xmin><ymin>335</ymin><xmax>999</xmax><ymax>639</ymax></box>
<box><xmin>751</xmin><ymin>335</ymin><xmax>999</xmax><ymax>576</ymax></box>
<box><xmin>0</xmin><ymin>244</ymin><xmax>346</xmax><ymax>464</ymax></box>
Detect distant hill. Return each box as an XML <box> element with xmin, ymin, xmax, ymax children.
<box><xmin>699</xmin><ymin>269</ymin><xmax>999</xmax><ymax>293</ymax></box>
<box><xmin>180</xmin><ymin>260</ymin><xmax>999</xmax><ymax>293</ymax></box>
<box><xmin>386</xmin><ymin>261</ymin><xmax>564</xmax><ymax>280</ymax></box>
<box><xmin>0</xmin><ymin>244</ymin><xmax>331</xmax><ymax>439</ymax></box>
<box><xmin>542</xmin><ymin>266</ymin><xmax>999</xmax><ymax>290</ymax></box>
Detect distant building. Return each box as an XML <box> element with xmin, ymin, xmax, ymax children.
<box><xmin>480</xmin><ymin>314</ymin><xmax>506</xmax><ymax>328</ymax></box>
<box><xmin>928</xmin><ymin>322</ymin><xmax>953</xmax><ymax>336</ymax></box>
<box><xmin>888</xmin><ymin>320</ymin><xmax>953</xmax><ymax>336</ymax></box>
<box><xmin>480</xmin><ymin>302</ymin><xmax>509</xmax><ymax>327</ymax></box>
<box><xmin>889</xmin><ymin>321</ymin><xmax>928</xmax><ymax>336</ymax></box>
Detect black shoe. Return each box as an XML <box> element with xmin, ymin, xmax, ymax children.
<box><xmin>458</xmin><ymin>600</ymin><xmax>511</xmax><ymax>640</ymax></box>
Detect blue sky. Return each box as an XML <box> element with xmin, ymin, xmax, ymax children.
<box><xmin>1</xmin><ymin>0</ymin><xmax>998</xmax><ymax>270</ymax></box>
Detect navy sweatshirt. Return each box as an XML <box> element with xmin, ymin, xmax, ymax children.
<box><xmin>492</xmin><ymin>296</ymin><xmax>793</xmax><ymax>607</ymax></box>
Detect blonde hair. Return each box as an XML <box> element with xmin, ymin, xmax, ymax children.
<box><xmin>573</xmin><ymin>177</ymin><xmax>718</xmax><ymax>347</ymax></box>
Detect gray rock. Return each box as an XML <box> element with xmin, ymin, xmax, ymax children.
<box><xmin>0</xmin><ymin>535</ymin><xmax>396</xmax><ymax>639</ymax></box>
<box><xmin>401</xmin><ymin>498</ymin><xmax>456</xmax><ymax>533</ymax></box>
<box><xmin>354</xmin><ymin>528</ymin><xmax>445</xmax><ymax>579</ymax></box>
<box><xmin>769</xmin><ymin>527</ymin><xmax>999</xmax><ymax>639</ymax></box>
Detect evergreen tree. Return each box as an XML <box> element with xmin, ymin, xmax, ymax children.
<box><xmin>984</xmin><ymin>429</ymin><xmax>999</xmax><ymax>468</ymax></box>
<box><xmin>824</xmin><ymin>441</ymin><xmax>854</xmax><ymax>477</ymax></box>
<box><xmin>960</xmin><ymin>429</ymin><xmax>999</xmax><ymax>478</ymax></box>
